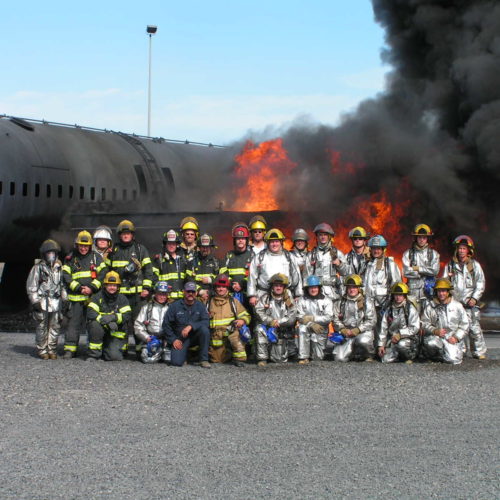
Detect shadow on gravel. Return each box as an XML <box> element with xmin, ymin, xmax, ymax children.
<box><xmin>10</xmin><ymin>344</ymin><xmax>39</xmax><ymax>358</ymax></box>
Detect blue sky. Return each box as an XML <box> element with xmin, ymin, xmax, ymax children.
<box><xmin>1</xmin><ymin>0</ymin><xmax>387</xmax><ymax>144</ymax></box>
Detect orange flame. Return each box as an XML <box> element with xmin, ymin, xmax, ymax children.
<box><xmin>231</xmin><ymin>139</ymin><xmax>297</xmax><ymax>212</ymax></box>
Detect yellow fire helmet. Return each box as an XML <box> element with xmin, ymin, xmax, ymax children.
<box><xmin>264</xmin><ymin>228</ymin><xmax>285</xmax><ymax>241</ymax></box>
<box><xmin>117</xmin><ymin>220</ymin><xmax>135</xmax><ymax>233</ymax></box>
<box><xmin>348</xmin><ymin>226</ymin><xmax>368</xmax><ymax>239</ymax></box>
<box><xmin>269</xmin><ymin>273</ymin><xmax>289</xmax><ymax>287</ymax></box>
<box><xmin>249</xmin><ymin>215</ymin><xmax>268</xmax><ymax>231</ymax></box>
<box><xmin>434</xmin><ymin>278</ymin><xmax>453</xmax><ymax>291</ymax></box>
<box><xmin>75</xmin><ymin>230</ymin><xmax>92</xmax><ymax>246</ymax></box>
<box><xmin>344</xmin><ymin>274</ymin><xmax>363</xmax><ymax>287</ymax></box>
<box><xmin>412</xmin><ymin>224</ymin><xmax>433</xmax><ymax>236</ymax></box>
<box><xmin>103</xmin><ymin>271</ymin><xmax>122</xmax><ymax>285</ymax></box>
<box><xmin>180</xmin><ymin>216</ymin><xmax>199</xmax><ymax>233</ymax></box>
<box><xmin>391</xmin><ymin>282</ymin><xmax>410</xmax><ymax>295</ymax></box>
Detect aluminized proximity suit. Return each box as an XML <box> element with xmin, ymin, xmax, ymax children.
<box><xmin>303</xmin><ymin>245</ymin><xmax>347</xmax><ymax>301</ymax></box>
<box><xmin>443</xmin><ymin>258</ymin><xmax>487</xmax><ymax>357</ymax></box>
<box><xmin>87</xmin><ymin>291</ymin><xmax>132</xmax><ymax>360</ymax></box>
<box><xmin>345</xmin><ymin>248</ymin><xmax>370</xmax><ymax>278</ymax></box>
<box><xmin>296</xmin><ymin>294</ymin><xmax>333</xmax><ymax>360</ymax></box>
<box><xmin>255</xmin><ymin>291</ymin><xmax>297</xmax><ymax>363</ymax></box>
<box><xmin>290</xmin><ymin>248</ymin><xmax>309</xmax><ymax>277</ymax></box>
<box><xmin>364</xmin><ymin>256</ymin><xmax>402</xmax><ymax>308</ymax></box>
<box><xmin>421</xmin><ymin>297</ymin><xmax>470</xmax><ymax>365</ymax></box>
<box><xmin>248</xmin><ymin>250</ymin><xmax>303</xmax><ymax>299</ymax></box>
<box><xmin>332</xmin><ymin>293</ymin><xmax>376</xmax><ymax>362</ymax></box>
<box><xmin>134</xmin><ymin>300</ymin><xmax>169</xmax><ymax>342</ymax></box>
<box><xmin>378</xmin><ymin>299</ymin><xmax>420</xmax><ymax>363</ymax></box>
<box><xmin>26</xmin><ymin>259</ymin><xmax>66</xmax><ymax>355</ymax></box>
<box><xmin>135</xmin><ymin>299</ymin><xmax>170</xmax><ymax>363</ymax></box>
<box><xmin>208</xmin><ymin>295</ymin><xmax>251</xmax><ymax>363</ymax></box>
<box><xmin>403</xmin><ymin>245</ymin><xmax>440</xmax><ymax>302</ymax></box>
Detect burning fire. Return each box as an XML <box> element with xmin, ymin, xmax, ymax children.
<box><xmin>230</xmin><ymin>139</ymin><xmax>296</xmax><ymax>212</ymax></box>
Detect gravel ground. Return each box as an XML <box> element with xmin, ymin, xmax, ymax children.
<box><xmin>0</xmin><ymin>332</ymin><xmax>499</xmax><ymax>500</ymax></box>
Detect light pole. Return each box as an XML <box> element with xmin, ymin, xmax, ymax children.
<box><xmin>146</xmin><ymin>25</ymin><xmax>157</xmax><ymax>136</ymax></box>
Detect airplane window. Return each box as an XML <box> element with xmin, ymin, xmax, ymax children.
<box><xmin>80</xmin><ymin>187</ymin><xmax>84</xmax><ymax>200</ymax></box>
<box><xmin>132</xmin><ymin>190</ymin><xmax>137</xmax><ymax>201</ymax></box>
<box><xmin>35</xmin><ymin>184</ymin><xmax>40</xmax><ymax>197</ymax></box>
<box><xmin>123</xmin><ymin>189</ymin><xmax>127</xmax><ymax>201</ymax></box>
<box><xmin>69</xmin><ymin>185</ymin><xmax>74</xmax><ymax>199</ymax></box>
<box><xmin>90</xmin><ymin>187</ymin><xmax>95</xmax><ymax>200</ymax></box>
<box><xmin>58</xmin><ymin>185</ymin><xmax>63</xmax><ymax>198</ymax></box>
<box><xmin>46</xmin><ymin>184</ymin><xmax>51</xmax><ymax>198</ymax></box>
<box><xmin>23</xmin><ymin>183</ymin><xmax>28</xmax><ymax>196</ymax></box>
<box><xmin>112</xmin><ymin>188</ymin><xmax>117</xmax><ymax>201</ymax></box>
<box><xmin>10</xmin><ymin>182</ymin><xmax>15</xmax><ymax>195</ymax></box>
<box><xmin>101</xmin><ymin>188</ymin><xmax>106</xmax><ymax>201</ymax></box>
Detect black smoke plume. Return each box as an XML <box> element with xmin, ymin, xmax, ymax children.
<box><xmin>224</xmin><ymin>0</ymin><xmax>500</xmax><ymax>295</ymax></box>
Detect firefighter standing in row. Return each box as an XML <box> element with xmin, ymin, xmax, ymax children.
<box><xmin>248</xmin><ymin>215</ymin><xmax>267</xmax><ymax>256</ymax></box>
<box><xmin>134</xmin><ymin>281</ymin><xmax>171</xmax><ymax>364</ymax></box>
<box><xmin>290</xmin><ymin>228</ymin><xmax>310</xmax><ymax>276</ymax></box>
<box><xmin>402</xmin><ymin>224</ymin><xmax>440</xmax><ymax>306</ymax></box>
<box><xmin>153</xmin><ymin>229</ymin><xmax>191</xmax><ymax>301</ymax></box>
<box><xmin>207</xmin><ymin>274</ymin><xmax>251</xmax><ymax>366</ymax></box>
<box><xmin>179</xmin><ymin>217</ymin><xmax>199</xmax><ymax>263</ymax></box>
<box><xmin>443</xmin><ymin>235</ymin><xmax>487</xmax><ymax>359</ymax></box>
<box><xmin>421</xmin><ymin>278</ymin><xmax>469</xmax><ymax>365</ymax></box>
<box><xmin>92</xmin><ymin>225</ymin><xmax>113</xmax><ymax>261</ymax></box>
<box><xmin>296</xmin><ymin>275</ymin><xmax>333</xmax><ymax>364</ymax></box>
<box><xmin>62</xmin><ymin>230</ymin><xmax>107</xmax><ymax>358</ymax></box>
<box><xmin>26</xmin><ymin>239</ymin><xmax>66</xmax><ymax>360</ymax></box>
<box><xmin>345</xmin><ymin>226</ymin><xmax>370</xmax><ymax>278</ymax></box>
<box><xmin>107</xmin><ymin>220</ymin><xmax>153</xmax><ymax>356</ymax></box>
<box><xmin>248</xmin><ymin>228</ymin><xmax>302</xmax><ymax>306</ymax></box>
<box><xmin>303</xmin><ymin>223</ymin><xmax>347</xmax><ymax>301</ymax></box>
<box><xmin>191</xmin><ymin>233</ymin><xmax>220</xmax><ymax>303</ymax></box>
<box><xmin>220</xmin><ymin>223</ymin><xmax>253</xmax><ymax>305</ymax></box>
<box><xmin>86</xmin><ymin>271</ymin><xmax>132</xmax><ymax>361</ymax></box>
<box><xmin>332</xmin><ymin>274</ymin><xmax>376</xmax><ymax>362</ymax></box>
<box><xmin>254</xmin><ymin>273</ymin><xmax>297</xmax><ymax>366</ymax></box>
<box><xmin>378</xmin><ymin>282</ymin><xmax>420</xmax><ymax>364</ymax></box>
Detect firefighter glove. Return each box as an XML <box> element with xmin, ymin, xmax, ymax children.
<box><xmin>310</xmin><ymin>322</ymin><xmax>325</xmax><ymax>335</ymax></box>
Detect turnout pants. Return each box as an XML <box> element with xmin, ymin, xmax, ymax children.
<box><xmin>87</xmin><ymin>321</ymin><xmax>127</xmax><ymax>361</ymax></box>
<box><xmin>334</xmin><ymin>331</ymin><xmax>375</xmax><ymax>362</ymax></box>
<box><xmin>209</xmin><ymin>328</ymin><xmax>247</xmax><ymax>363</ymax></box>
<box><xmin>33</xmin><ymin>310</ymin><xmax>61</xmax><ymax>355</ymax></box>
<box><xmin>297</xmin><ymin>325</ymin><xmax>328</xmax><ymax>360</ymax></box>
<box><xmin>64</xmin><ymin>301</ymin><xmax>87</xmax><ymax>355</ymax></box>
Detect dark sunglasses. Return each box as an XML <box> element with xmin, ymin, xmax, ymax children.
<box><xmin>184</xmin><ymin>290</ymin><xmax>197</xmax><ymax>294</ymax></box>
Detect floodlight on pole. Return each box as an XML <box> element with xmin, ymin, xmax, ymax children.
<box><xmin>146</xmin><ymin>25</ymin><xmax>157</xmax><ymax>136</ymax></box>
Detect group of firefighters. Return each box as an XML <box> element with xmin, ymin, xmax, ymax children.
<box><xmin>26</xmin><ymin>215</ymin><xmax>487</xmax><ymax>367</ymax></box>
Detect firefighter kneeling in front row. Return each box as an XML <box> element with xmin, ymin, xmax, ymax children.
<box><xmin>254</xmin><ymin>273</ymin><xmax>297</xmax><ymax>366</ymax></box>
<box><xmin>208</xmin><ymin>274</ymin><xmax>251</xmax><ymax>367</ymax></box>
<box><xmin>86</xmin><ymin>272</ymin><xmax>132</xmax><ymax>361</ymax></box>
<box><xmin>377</xmin><ymin>282</ymin><xmax>420</xmax><ymax>364</ymax></box>
<box><xmin>332</xmin><ymin>274</ymin><xmax>376</xmax><ymax>362</ymax></box>
<box><xmin>421</xmin><ymin>278</ymin><xmax>469</xmax><ymax>365</ymax></box>
<box><xmin>296</xmin><ymin>275</ymin><xmax>333</xmax><ymax>364</ymax></box>
<box><xmin>135</xmin><ymin>281</ymin><xmax>171</xmax><ymax>364</ymax></box>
